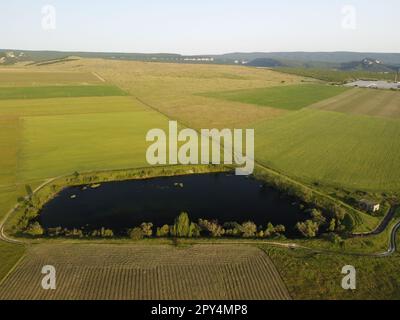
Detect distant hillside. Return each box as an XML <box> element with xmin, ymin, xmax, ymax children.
<box><xmin>1</xmin><ymin>49</ymin><xmax>400</xmax><ymax>70</ymax></box>
<box><xmin>339</xmin><ymin>58</ymin><xmax>397</xmax><ymax>72</ymax></box>
<box><xmin>246</xmin><ymin>58</ymin><xmax>286</xmax><ymax>68</ymax></box>
<box><xmin>220</xmin><ymin>52</ymin><xmax>400</xmax><ymax>65</ymax></box>
<box><xmin>0</xmin><ymin>51</ymin><xmax>23</xmax><ymax>65</ymax></box>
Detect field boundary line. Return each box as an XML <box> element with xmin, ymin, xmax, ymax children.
<box><xmin>92</xmin><ymin>72</ymin><xmax>106</xmax><ymax>83</ymax></box>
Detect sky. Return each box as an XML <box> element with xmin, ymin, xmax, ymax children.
<box><xmin>0</xmin><ymin>0</ymin><xmax>399</xmax><ymax>54</ymax></box>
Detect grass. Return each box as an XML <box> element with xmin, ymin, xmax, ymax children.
<box><xmin>0</xmin><ymin>244</ymin><xmax>290</xmax><ymax>300</ymax></box>
<box><xmin>0</xmin><ymin>70</ymin><xmax>101</xmax><ymax>86</ymax></box>
<box><xmin>253</xmin><ymin>109</ymin><xmax>400</xmax><ymax>192</ymax></box>
<box><xmin>18</xmin><ymin>109</ymin><xmax>170</xmax><ymax>181</ymax></box>
<box><xmin>276</xmin><ymin>67</ymin><xmax>397</xmax><ymax>83</ymax></box>
<box><xmin>39</xmin><ymin>58</ymin><xmax>305</xmax><ymax>128</ymax></box>
<box><xmin>0</xmin><ymin>85</ymin><xmax>127</xmax><ymax>100</ymax></box>
<box><xmin>310</xmin><ymin>88</ymin><xmax>400</xmax><ymax>119</ymax></box>
<box><xmin>201</xmin><ymin>84</ymin><xmax>349</xmax><ymax>110</ymax></box>
<box><xmin>0</xmin><ymin>242</ymin><xmax>25</xmax><ymax>284</ymax></box>
<box><xmin>262</xmin><ymin>245</ymin><xmax>400</xmax><ymax>300</ymax></box>
<box><xmin>0</xmin><ymin>60</ymin><xmax>399</xmax><ymax>299</ymax></box>
<box><xmin>0</xmin><ymin>96</ymin><xmax>142</xmax><ymax>117</ymax></box>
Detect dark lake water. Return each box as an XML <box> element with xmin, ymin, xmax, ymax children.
<box><xmin>39</xmin><ymin>173</ymin><xmax>307</xmax><ymax>237</ymax></box>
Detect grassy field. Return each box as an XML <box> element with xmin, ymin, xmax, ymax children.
<box><xmin>0</xmin><ymin>85</ymin><xmax>127</xmax><ymax>100</ymax></box>
<box><xmin>201</xmin><ymin>84</ymin><xmax>349</xmax><ymax>110</ymax></box>
<box><xmin>0</xmin><ymin>70</ymin><xmax>101</xmax><ymax>86</ymax></box>
<box><xmin>34</xmin><ymin>58</ymin><xmax>305</xmax><ymax>129</ymax></box>
<box><xmin>0</xmin><ymin>70</ymin><xmax>170</xmax><ymax>283</ymax></box>
<box><xmin>276</xmin><ymin>67</ymin><xmax>397</xmax><ymax>83</ymax></box>
<box><xmin>18</xmin><ymin>109</ymin><xmax>170</xmax><ymax>181</ymax></box>
<box><xmin>253</xmin><ymin>109</ymin><xmax>400</xmax><ymax>191</ymax></box>
<box><xmin>0</xmin><ymin>244</ymin><xmax>290</xmax><ymax>300</ymax></box>
<box><xmin>310</xmin><ymin>88</ymin><xmax>400</xmax><ymax>119</ymax></box>
<box><xmin>0</xmin><ymin>242</ymin><xmax>25</xmax><ymax>284</ymax></box>
<box><xmin>0</xmin><ymin>59</ymin><xmax>399</xmax><ymax>299</ymax></box>
<box><xmin>262</xmin><ymin>246</ymin><xmax>400</xmax><ymax>300</ymax></box>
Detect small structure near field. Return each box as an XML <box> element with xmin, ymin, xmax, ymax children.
<box><xmin>359</xmin><ymin>199</ymin><xmax>380</xmax><ymax>213</ymax></box>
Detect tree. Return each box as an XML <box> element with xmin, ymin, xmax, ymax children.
<box><xmin>141</xmin><ymin>222</ymin><xmax>153</xmax><ymax>237</ymax></box>
<box><xmin>102</xmin><ymin>228</ymin><xmax>114</xmax><ymax>237</ymax></box>
<box><xmin>310</xmin><ymin>209</ymin><xmax>326</xmax><ymax>226</ymax></box>
<box><xmin>171</xmin><ymin>212</ymin><xmax>191</xmax><ymax>237</ymax></box>
<box><xmin>296</xmin><ymin>220</ymin><xmax>319</xmax><ymax>238</ymax></box>
<box><xmin>129</xmin><ymin>227</ymin><xmax>144</xmax><ymax>240</ymax></box>
<box><xmin>274</xmin><ymin>225</ymin><xmax>286</xmax><ymax>234</ymax></box>
<box><xmin>241</xmin><ymin>221</ymin><xmax>257</xmax><ymax>238</ymax></box>
<box><xmin>264</xmin><ymin>222</ymin><xmax>275</xmax><ymax>237</ymax></box>
<box><xmin>332</xmin><ymin>205</ymin><xmax>346</xmax><ymax>221</ymax></box>
<box><xmin>224</xmin><ymin>222</ymin><xmax>243</xmax><ymax>237</ymax></box>
<box><xmin>327</xmin><ymin>219</ymin><xmax>336</xmax><ymax>232</ymax></box>
<box><xmin>24</xmin><ymin>222</ymin><xmax>44</xmax><ymax>236</ymax></box>
<box><xmin>156</xmin><ymin>224</ymin><xmax>170</xmax><ymax>237</ymax></box>
<box><xmin>198</xmin><ymin>219</ymin><xmax>225</xmax><ymax>237</ymax></box>
<box><xmin>341</xmin><ymin>213</ymin><xmax>354</xmax><ymax>231</ymax></box>
<box><xmin>189</xmin><ymin>222</ymin><xmax>201</xmax><ymax>238</ymax></box>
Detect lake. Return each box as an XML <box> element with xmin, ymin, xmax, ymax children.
<box><xmin>39</xmin><ymin>173</ymin><xmax>307</xmax><ymax>237</ymax></box>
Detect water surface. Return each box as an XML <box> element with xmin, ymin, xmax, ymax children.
<box><xmin>39</xmin><ymin>173</ymin><xmax>306</xmax><ymax>236</ymax></box>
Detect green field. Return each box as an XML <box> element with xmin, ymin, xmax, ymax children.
<box><xmin>253</xmin><ymin>108</ymin><xmax>400</xmax><ymax>191</ymax></box>
<box><xmin>0</xmin><ymin>59</ymin><xmax>400</xmax><ymax>299</ymax></box>
<box><xmin>19</xmin><ymin>109</ymin><xmax>169</xmax><ymax>181</ymax></box>
<box><xmin>202</xmin><ymin>84</ymin><xmax>349</xmax><ymax>110</ymax></box>
<box><xmin>310</xmin><ymin>88</ymin><xmax>400</xmax><ymax>119</ymax></box>
<box><xmin>262</xmin><ymin>246</ymin><xmax>400</xmax><ymax>300</ymax></box>
<box><xmin>0</xmin><ymin>242</ymin><xmax>25</xmax><ymax>284</ymax></box>
<box><xmin>0</xmin><ymin>71</ymin><xmax>101</xmax><ymax>86</ymax></box>
<box><xmin>276</xmin><ymin>67</ymin><xmax>397</xmax><ymax>83</ymax></box>
<box><xmin>0</xmin><ymin>85</ymin><xmax>127</xmax><ymax>100</ymax></box>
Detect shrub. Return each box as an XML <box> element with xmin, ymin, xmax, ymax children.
<box><xmin>141</xmin><ymin>222</ymin><xmax>153</xmax><ymax>237</ymax></box>
<box><xmin>296</xmin><ymin>220</ymin><xmax>319</xmax><ymax>238</ymax></box>
<box><xmin>241</xmin><ymin>221</ymin><xmax>257</xmax><ymax>238</ymax></box>
<box><xmin>129</xmin><ymin>227</ymin><xmax>144</xmax><ymax>240</ymax></box>
<box><xmin>24</xmin><ymin>222</ymin><xmax>44</xmax><ymax>237</ymax></box>
<box><xmin>310</xmin><ymin>209</ymin><xmax>326</xmax><ymax>226</ymax></box>
<box><xmin>189</xmin><ymin>222</ymin><xmax>201</xmax><ymax>238</ymax></box>
<box><xmin>198</xmin><ymin>219</ymin><xmax>225</xmax><ymax>237</ymax></box>
<box><xmin>156</xmin><ymin>224</ymin><xmax>170</xmax><ymax>237</ymax></box>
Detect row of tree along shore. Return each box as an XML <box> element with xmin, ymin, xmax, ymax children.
<box><xmin>23</xmin><ymin>211</ymin><xmax>345</xmax><ymax>245</ymax></box>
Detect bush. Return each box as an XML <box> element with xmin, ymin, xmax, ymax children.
<box><xmin>241</xmin><ymin>221</ymin><xmax>257</xmax><ymax>238</ymax></box>
<box><xmin>141</xmin><ymin>222</ymin><xmax>153</xmax><ymax>237</ymax></box>
<box><xmin>198</xmin><ymin>219</ymin><xmax>225</xmax><ymax>237</ymax></box>
<box><xmin>156</xmin><ymin>224</ymin><xmax>170</xmax><ymax>237</ymax></box>
<box><xmin>24</xmin><ymin>222</ymin><xmax>44</xmax><ymax>237</ymax></box>
<box><xmin>296</xmin><ymin>220</ymin><xmax>319</xmax><ymax>238</ymax></box>
<box><xmin>189</xmin><ymin>222</ymin><xmax>201</xmax><ymax>238</ymax></box>
<box><xmin>310</xmin><ymin>209</ymin><xmax>326</xmax><ymax>226</ymax></box>
<box><xmin>129</xmin><ymin>227</ymin><xmax>144</xmax><ymax>240</ymax></box>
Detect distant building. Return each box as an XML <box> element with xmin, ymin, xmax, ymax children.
<box><xmin>359</xmin><ymin>199</ymin><xmax>380</xmax><ymax>213</ymax></box>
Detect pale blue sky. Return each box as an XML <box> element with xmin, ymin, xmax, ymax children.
<box><xmin>1</xmin><ymin>0</ymin><xmax>399</xmax><ymax>54</ymax></box>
